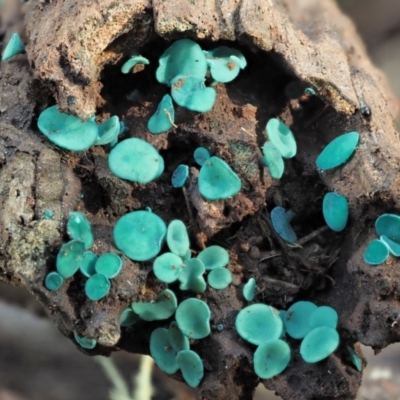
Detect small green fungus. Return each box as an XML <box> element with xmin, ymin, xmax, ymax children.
<box><xmin>44</xmin><ymin>210</ymin><xmax>54</xmax><ymax>219</ymax></box>
<box><xmin>285</xmin><ymin>301</ymin><xmax>318</xmax><ymax>339</ymax></box>
<box><xmin>168</xmin><ymin>321</ymin><xmax>190</xmax><ymax>353</ymax></box>
<box><xmin>67</xmin><ymin>212</ymin><xmax>94</xmax><ymax>249</ymax></box>
<box><xmin>113</xmin><ymin>210</ymin><xmax>167</xmax><ymax>261</ymax></box>
<box><xmin>347</xmin><ymin>345</ymin><xmax>362</xmax><ymax>372</ymax></box>
<box><xmin>153</xmin><ymin>252</ymin><xmax>183</xmax><ymax>283</ymax></box>
<box><xmin>271</xmin><ymin>206</ymin><xmax>297</xmax><ymax>243</ymax></box>
<box><xmin>38</xmin><ymin>106</ymin><xmax>98</xmax><ymax>151</ymax></box>
<box><xmin>74</xmin><ymin>333</ymin><xmax>96</xmax><ymax>350</ymax></box>
<box><xmin>194</xmin><ymin>147</ymin><xmax>211</xmax><ymax>166</ymax></box>
<box><xmin>148</xmin><ymin>94</ymin><xmax>175</xmax><ymax>134</ymax></box>
<box><xmin>56</xmin><ymin>240</ymin><xmax>85</xmax><ymax>278</ymax></box>
<box><xmin>108</xmin><ymin>138</ymin><xmax>164</xmax><ymax>184</ymax></box>
<box><xmin>375</xmin><ymin>213</ymin><xmax>400</xmax><ymax>243</ymax></box>
<box><xmin>265</xmin><ymin>118</ymin><xmax>297</xmax><ymax>159</ymax></box>
<box><xmin>178</xmin><ymin>258</ymin><xmax>206</xmax><ymax>293</ymax></box>
<box><xmin>197</xmin><ymin>245</ymin><xmax>229</xmax><ymax>270</ymax></box>
<box><xmin>316</xmin><ymin>132</ymin><xmax>359</xmax><ymax>170</ymax></box>
<box><xmin>175</xmin><ymin>298</ymin><xmax>211</xmax><ymax>339</ymax></box>
<box><xmin>121</xmin><ymin>55</ymin><xmax>149</xmax><ymax>74</ymax></box>
<box><xmin>207</xmin><ymin>267</ymin><xmax>232</xmax><ymax>290</ymax></box>
<box><xmin>253</xmin><ymin>339</ymin><xmax>291</xmax><ymax>379</ymax></box>
<box><xmin>120</xmin><ymin>307</ymin><xmax>140</xmax><ymax>327</ymax></box>
<box><xmin>45</xmin><ymin>272</ymin><xmax>64</xmax><ymax>291</ymax></box>
<box><xmin>198</xmin><ymin>156</ymin><xmax>241</xmax><ymax>200</ymax></box>
<box><xmin>2</xmin><ymin>33</ymin><xmax>25</xmax><ymax>61</ymax></box>
<box><xmin>309</xmin><ymin>306</ymin><xmax>338</xmax><ymax>329</ymax></box>
<box><xmin>95</xmin><ymin>115</ymin><xmax>121</xmax><ymax>146</ymax></box>
<box><xmin>131</xmin><ymin>289</ymin><xmax>177</xmax><ymax>321</ymax></box>
<box><xmin>363</xmin><ymin>239</ymin><xmax>389</xmax><ymax>265</ymax></box>
<box><xmin>167</xmin><ymin>220</ymin><xmax>190</xmax><ymax>257</ymax></box>
<box><xmin>235</xmin><ymin>304</ymin><xmax>283</xmax><ymax>345</ymax></box>
<box><xmin>150</xmin><ymin>328</ymin><xmax>179</xmax><ymax>374</ymax></box>
<box><xmin>85</xmin><ymin>273</ymin><xmax>111</xmax><ymax>301</ymax></box>
<box><xmin>171</xmin><ymin>75</ymin><xmax>216</xmax><ymax>113</ymax></box>
<box><xmin>171</xmin><ymin>164</ymin><xmax>189</xmax><ymax>188</ymax></box>
<box><xmin>380</xmin><ymin>235</ymin><xmax>400</xmax><ymax>257</ymax></box>
<box><xmin>243</xmin><ymin>278</ymin><xmax>256</xmax><ymax>301</ymax></box>
<box><xmin>261</xmin><ymin>141</ymin><xmax>285</xmax><ymax>179</ymax></box>
<box><xmin>322</xmin><ymin>192</ymin><xmax>349</xmax><ymax>232</ymax></box>
<box><xmin>300</xmin><ymin>327</ymin><xmax>339</xmax><ymax>363</ymax></box>
<box><xmin>80</xmin><ymin>252</ymin><xmax>98</xmax><ymax>277</ymax></box>
<box><xmin>176</xmin><ymin>350</ymin><xmax>204</xmax><ymax>388</ymax></box>
<box><xmin>95</xmin><ymin>253</ymin><xmax>123</xmax><ymax>278</ymax></box>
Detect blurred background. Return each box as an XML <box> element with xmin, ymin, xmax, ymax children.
<box><xmin>1</xmin><ymin>0</ymin><xmax>400</xmax><ymax>399</ymax></box>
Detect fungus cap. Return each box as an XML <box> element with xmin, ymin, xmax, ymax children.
<box><xmin>171</xmin><ymin>164</ymin><xmax>189</xmax><ymax>188</ymax></box>
<box><xmin>148</xmin><ymin>94</ymin><xmax>175</xmax><ymax>135</ymax></box>
<box><xmin>131</xmin><ymin>289</ymin><xmax>177</xmax><ymax>321</ymax></box>
<box><xmin>235</xmin><ymin>304</ymin><xmax>283</xmax><ymax>345</ymax></box>
<box><xmin>265</xmin><ymin>118</ymin><xmax>297</xmax><ymax>158</ymax></box>
<box><xmin>95</xmin><ymin>253</ymin><xmax>123</xmax><ymax>278</ymax></box>
<box><xmin>67</xmin><ymin>212</ymin><xmax>94</xmax><ymax>249</ymax></box>
<box><xmin>95</xmin><ymin>116</ymin><xmax>121</xmax><ymax>146</ymax></box>
<box><xmin>253</xmin><ymin>339</ymin><xmax>291</xmax><ymax>379</ymax></box>
<box><xmin>207</xmin><ymin>267</ymin><xmax>232</xmax><ymax>290</ymax></box>
<box><xmin>197</xmin><ymin>245</ymin><xmax>229</xmax><ymax>270</ymax></box>
<box><xmin>316</xmin><ymin>132</ymin><xmax>359</xmax><ymax>170</ymax></box>
<box><xmin>375</xmin><ymin>214</ymin><xmax>400</xmax><ymax>243</ymax></box>
<box><xmin>363</xmin><ymin>239</ymin><xmax>389</xmax><ymax>265</ymax></box>
<box><xmin>193</xmin><ymin>147</ymin><xmax>211</xmax><ymax>166</ymax></box>
<box><xmin>309</xmin><ymin>306</ymin><xmax>338</xmax><ymax>329</ymax></box>
<box><xmin>380</xmin><ymin>235</ymin><xmax>400</xmax><ymax>257</ymax></box>
<box><xmin>108</xmin><ymin>138</ymin><xmax>164</xmax><ymax>184</ymax></box>
<box><xmin>243</xmin><ymin>278</ymin><xmax>256</xmax><ymax>301</ymax></box>
<box><xmin>347</xmin><ymin>345</ymin><xmax>362</xmax><ymax>372</ymax></box>
<box><xmin>56</xmin><ymin>240</ymin><xmax>85</xmax><ymax>278</ymax></box>
<box><xmin>38</xmin><ymin>106</ymin><xmax>98</xmax><ymax>151</ymax></box>
<box><xmin>45</xmin><ymin>272</ymin><xmax>64</xmax><ymax>291</ymax></box>
<box><xmin>153</xmin><ymin>252</ymin><xmax>183</xmax><ymax>283</ymax></box>
<box><xmin>150</xmin><ymin>328</ymin><xmax>179</xmax><ymax>374</ymax></box>
<box><xmin>80</xmin><ymin>252</ymin><xmax>98</xmax><ymax>277</ymax></box>
<box><xmin>121</xmin><ymin>55</ymin><xmax>149</xmax><ymax>74</ymax></box>
<box><xmin>300</xmin><ymin>327</ymin><xmax>340</xmax><ymax>363</ymax></box>
<box><xmin>271</xmin><ymin>206</ymin><xmax>297</xmax><ymax>243</ymax></box>
<box><xmin>113</xmin><ymin>210</ymin><xmax>167</xmax><ymax>261</ymax></box>
<box><xmin>2</xmin><ymin>33</ymin><xmax>25</xmax><ymax>61</ymax></box>
<box><xmin>167</xmin><ymin>220</ymin><xmax>190</xmax><ymax>257</ymax></box>
<box><xmin>74</xmin><ymin>333</ymin><xmax>96</xmax><ymax>350</ymax></box>
<box><xmin>175</xmin><ymin>298</ymin><xmax>211</xmax><ymax>339</ymax></box>
<box><xmin>285</xmin><ymin>301</ymin><xmax>318</xmax><ymax>339</ymax></box>
<box><xmin>85</xmin><ymin>273</ymin><xmax>111</xmax><ymax>301</ymax></box>
<box><xmin>176</xmin><ymin>350</ymin><xmax>204</xmax><ymax>388</ymax></box>
<box><xmin>178</xmin><ymin>258</ymin><xmax>206</xmax><ymax>293</ymax></box>
<box><xmin>262</xmin><ymin>142</ymin><xmax>285</xmax><ymax>179</ymax></box>
<box><xmin>168</xmin><ymin>321</ymin><xmax>190</xmax><ymax>353</ymax></box>
<box><xmin>120</xmin><ymin>308</ymin><xmax>140</xmax><ymax>327</ymax></box>
<box><xmin>322</xmin><ymin>192</ymin><xmax>349</xmax><ymax>232</ymax></box>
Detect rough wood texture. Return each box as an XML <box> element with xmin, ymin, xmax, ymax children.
<box><xmin>1</xmin><ymin>0</ymin><xmax>400</xmax><ymax>399</ymax></box>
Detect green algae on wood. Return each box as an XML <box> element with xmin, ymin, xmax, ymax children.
<box><xmin>316</xmin><ymin>132</ymin><xmax>359</xmax><ymax>170</ymax></box>
<box><xmin>322</xmin><ymin>192</ymin><xmax>349</xmax><ymax>232</ymax></box>
<box><xmin>363</xmin><ymin>239</ymin><xmax>389</xmax><ymax>265</ymax></box>
<box><xmin>113</xmin><ymin>210</ymin><xmax>167</xmax><ymax>261</ymax></box>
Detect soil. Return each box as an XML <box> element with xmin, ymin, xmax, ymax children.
<box><xmin>1</xmin><ymin>1</ymin><xmax>400</xmax><ymax>400</ymax></box>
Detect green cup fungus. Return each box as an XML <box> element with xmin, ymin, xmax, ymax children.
<box><xmin>80</xmin><ymin>252</ymin><xmax>98</xmax><ymax>277</ymax></box>
<box><xmin>113</xmin><ymin>210</ymin><xmax>167</xmax><ymax>261</ymax></box>
<box><xmin>193</xmin><ymin>147</ymin><xmax>211</xmax><ymax>166</ymax></box>
<box><xmin>74</xmin><ymin>333</ymin><xmax>97</xmax><ymax>350</ymax></box>
<box><xmin>178</xmin><ymin>258</ymin><xmax>206</xmax><ymax>293</ymax></box>
<box><xmin>108</xmin><ymin>138</ymin><xmax>164</xmax><ymax>184</ymax></box>
<box><xmin>95</xmin><ymin>253</ymin><xmax>123</xmax><ymax>278</ymax></box>
<box><xmin>121</xmin><ymin>55</ymin><xmax>149</xmax><ymax>74</ymax></box>
<box><xmin>168</xmin><ymin>321</ymin><xmax>190</xmax><ymax>352</ymax></box>
<box><xmin>204</xmin><ymin>46</ymin><xmax>246</xmax><ymax>83</ymax></box>
<box><xmin>156</xmin><ymin>39</ymin><xmax>208</xmax><ymax>85</ymax></box>
<box><xmin>243</xmin><ymin>278</ymin><xmax>256</xmax><ymax>301</ymax></box>
<box><xmin>153</xmin><ymin>252</ymin><xmax>183</xmax><ymax>283</ymax></box>
<box><xmin>67</xmin><ymin>212</ymin><xmax>94</xmax><ymax>249</ymax></box>
<box><xmin>197</xmin><ymin>245</ymin><xmax>229</xmax><ymax>270</ymax></box>
<box><xmin>347</xmin><ymin>345</ymin><xmax>362</xmax><ymax>372</ymax></box>
<box><xmin>198</xmin><ymin>156</ymin><xmax>241</xmax><ymax>200</ymax></box>
<box><xmin>2</xmin><ymin>33</ymin><xmax>25</xmax><ymax>61</ymax></box>
<box><xmin>271</xmin><ymin>206</ymin><xmax>297</xmax><ymax>243</ymax></box>
<box><xmin>207</xmin><ymin>267</ymin><xmax>232</xmax><ymax>290</ymax></box>
<box><xmin>175</xmin><ymin>298</ymin><xmax>211</xmax><ymax>339</ymax></box>
<box><xmin>148</xmin><ymin>94</ymin><xmax>175</xmax><ymax>134</ymax></box>
<box><xmin>253</xmin><ymin>339</ymin><xmax>291</xmax><ymax>379</ymax></box>
<box><xmin>300</xmin><ymin>326</ymin><xmax>339</xmax><ymax>363</ymax></box>
<box><xmin>380</xmin><ymin>235</ymin><xmax>400</xmax><ymax>257</ymax></box>
<box><xmin>85</xmin><ymin>273</ymin><xmax>111</xmax><ymax>301</ymax></box>
<box><xmin>56</xmin><ymin>240</ymin><xmax>85</xmax><ymax>278</ymax></box>
<box><xmin>167</xmin><ymin>220</ymin><xmax>190</xmax><ymax>257</ymax></box>
<box><xmin>171</xmin><ymin>75</ymin><xmax>216</xmax><ymax>113</ymax></box>
<box><xmin>131</xmin><ymin>289</ymin><xmax>177</xmax><ymax>321</ymax></box>
<box><xmin>265</xmin><ymin>118</ymin><xmax>297</xmax><ymax>159</ymax></box>
<box><xmin>95</xmin><ymin>116</ymin><xmax>121</xmax><ymax>146</ymax></box>
<box><xmin>375</xmin><ymin>213</ymin><xmax>400</xmax><ymax>243</ymax></box>
<box><xmin>44</xmin><ymin>210</ymin><xmax>54</xmax><ymax>219</ymax></box>
<box><xmin>45</xmin><ymin>272</ymin><xmax>64</xmax><ymax>291</ymax></box>
<box><xmin>176</xmin><ymin>350</ymin><xmax>204</xmax><ymax>388</ymax></box>
<box><xmin>309</xmin><ymin>306</ymin><xmax>338</xmax><ymax>329</ymax></box>
<box><xmin>235</xmin><ymin>304</ymin><xmax>283</xmax><ymax>345</ymax></box>
<box><xmin>150</xmin><ymin>328</ymin><xmax>179</xmax><ymax>374</ymax></box>
<box><xmin>363</xmin><ymin>239</ymin><xmax>389</xmax><ymax>265</ymax></box>
<box><xmin>285</xmin><ymin>301</ymin><xmax>318</xmax><ymax>339</ymax></box>
<box><xmin>322</xmin><ymin>192</ymin><xmax>349</xmax><ymax>232</ymax></box>
<box><xmin>261</xmin><ymin>141</ymin><xmax>285</xmax><ymax>179</ymax></box>
<box><xmin>38</xmin><ymin>106</ymin><xmax>98</xmax><ymax>151</ymax></box>
<box><xmin>171</xmin><ymin>164</ymin><xmax>189</xmax><ymax>188</ymax></box>
<box><xmin>316</xmin><ymin>132</ymin><xmax>359</xmax><ymax>170</ymax></box>
<box><xmin>120</xmin><ymin>307</ymin><xmax>140</xmax><ymax>327</ymax></box>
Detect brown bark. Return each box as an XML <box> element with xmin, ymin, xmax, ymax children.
<box><xmin>1</xmin><ymin>0</ymin><xmax>399</xmax><ymax>399</ymax></box>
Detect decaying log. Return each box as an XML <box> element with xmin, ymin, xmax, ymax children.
<box><xmin>1</xmin><ymin>0</ymin><xmax>400</xmax><ymax>399</ymax></box>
